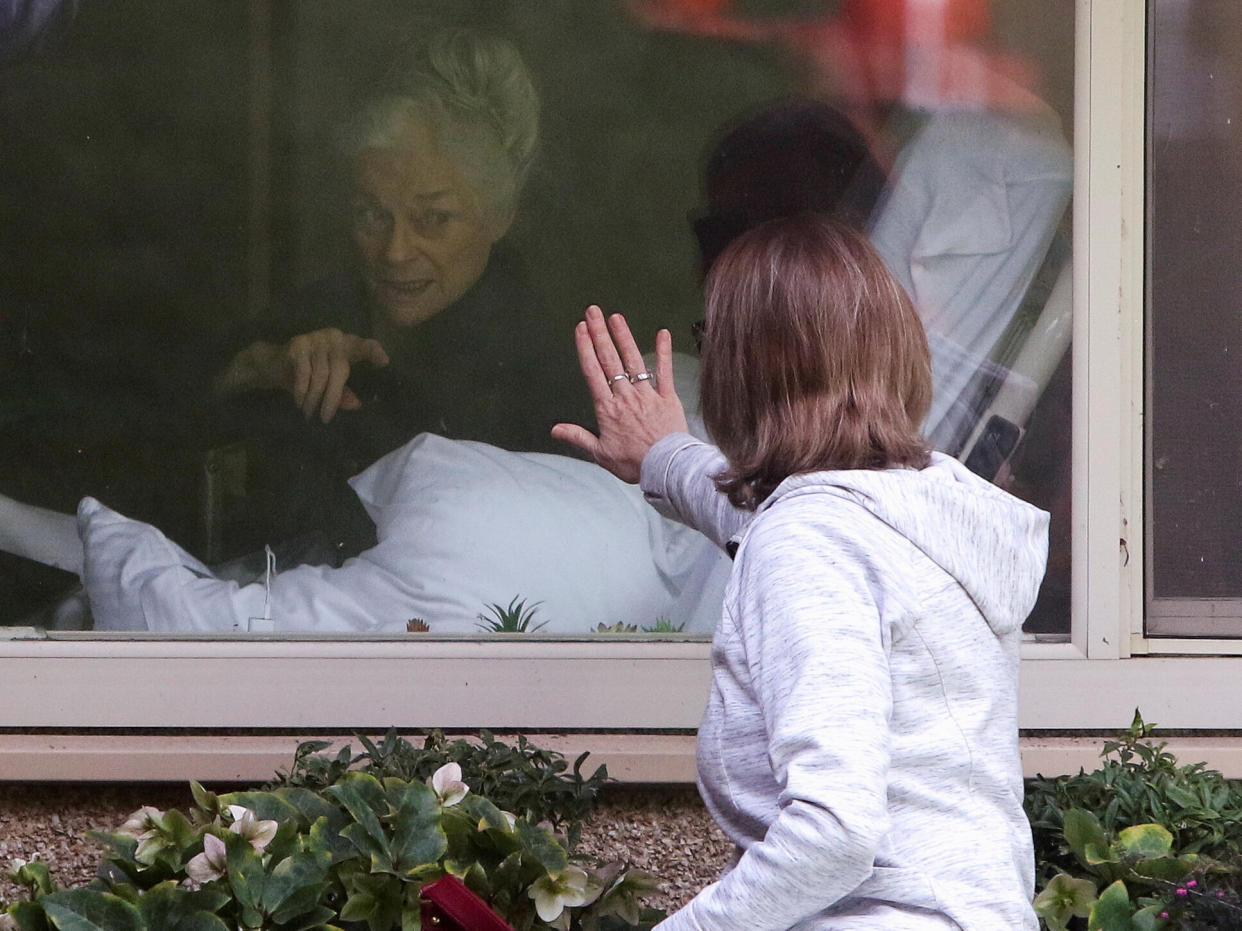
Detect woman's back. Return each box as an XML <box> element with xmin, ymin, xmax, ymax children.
<box><xmin>692</xmin><ymin>454</ymin><xmax>1044</xmax><ymax>930</ymax></box>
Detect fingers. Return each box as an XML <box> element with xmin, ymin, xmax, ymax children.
<box><xmin>358</xmin><ymin>337</ymin><xmax>389</xmax><ymax>368</ymax></box>
<box><xmin>285</xmin><ymin>329</ymin><xmax>388</xmax><ymax>420</ymax></box>
<box><xmin>290</xmin><ymin>345</ymin><xmax>313</xmax><ymax>409</ymax></box>
<box><xmin>550</xmin><ymin>422</ymin><xmax>602</xmax><ymax>459</ymax></box>
<box><xmin>583</xmin><ymin>305</ymin><xmax>628</xmax><ymax>381</ymax></box>
<box><xmin>607</xmin><ymin>312</ymin><xmax>648</xmax><ymax>380</ymax></box>
<box><xmin>654</xmin><ymin>328</ymin><xmax>677</xmax><ymax>398</ymax></box>
<box><xmin>319</xmin><ymin>355</ymin><xmax>353</xmax><ymax>422</ymax></box>
<box><xmin>574</xmin><ymin>319</ymin><xmax>612</xmax><ymax>403</ymax></box>
<box><xmin>338</xmin><ymin>387</ymin><xmax>362</xmax><ymax>411</ymax></box>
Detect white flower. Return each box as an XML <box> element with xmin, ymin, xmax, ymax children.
<box><xmin>115</xmin><ymin>806</ymin><xmax>163</xmax><ymax>838</ymax></box>
<box><xmin>226</xmin><ymin>805</ymin><xmax>278</xmax><ymax>852</ymax></box>
<box><xmin>528</xmin><ymin>866</ymin><xmax>591</xmax><ymax>922</ymax></box>
<box><xmin>185</xmin><ymin>833</ymin><xmax>228</xmax><ymax>884</ymax></box>
<box><xmin>429</xmin><ymin>762</ymin><xmax>469</xmax><ymax>807</ymax></box>
<box><xmin>8</xmin><ymin>858</ymin><xmax>27</xmax><ymax>872</ymax></box>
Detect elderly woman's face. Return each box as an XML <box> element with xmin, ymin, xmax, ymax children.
<box><xmin>348</xmin><ymin>120</ymin><xmax>505</xmax><ymax>328</ymax></box>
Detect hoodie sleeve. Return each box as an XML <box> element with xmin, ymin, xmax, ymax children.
<box><xmin>639</xmin><ymin>433</ymin><xmax>753</xmax><ymax>550</ymax></box>
<box><xmin>655</xmin><ymin>512</ymin><xmax>896</xmax><ymax>931</ymax></box>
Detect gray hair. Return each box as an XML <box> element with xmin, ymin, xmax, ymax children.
<box><xmin>339</xmin><ymin>29</ymin><xmax>539</xmax><ymax>231</ymax></box>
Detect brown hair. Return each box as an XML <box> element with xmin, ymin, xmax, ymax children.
<box><xmin>700</xmin><ymin>213</ymin><xmax>932</xmax><ymax>509</ymax></box>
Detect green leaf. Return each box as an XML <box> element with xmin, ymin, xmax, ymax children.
<box><xmin>216</xmin><ymin>790</ymin><xmax>304</xmax><ymax>828</ymax></box>
<box><xmin>1163</xmin><ymin>782</ymin><xmax>1200</xmax><ymax>809</ymax></box>
<box><xmin>272</xmin><ymin>788</ymin><xmax>346</xmax><ymax>830</ymax></box>
<box><xmin>13</xmin><ymin>860</ymin><xmax>56</xmax><ymax>897</ymax></box>
<box><xmin>1084</xmin><ymin>842</ymin><xmax>1119</xmax><ymax>866</ymax></box>
<box><xmin>261</xmin><ymin>850</ymin><xmax>332</xmax><ymax>925</ymax></box>
<box><xmin>385</xmin><ymin>779</ymin><xmax>447</xmax><ymax>872</ymax></box>
<box><xmin>461</xmin><ymin>795</ymin><xmax>509</xmax><ymax>833</ymax></box>
<box><xmin>133</xmin><ymin>881</ymin><xmax>229</xmax><ymax>929</ymax></box>
<box><xmin>339</xmin><ymin>892</ymin><xmax>379</xmax><ymax>922</ymax></box>
<box><xmin>1087</xmin><ymin>880</ymin><xmax>1135</xmax><ymax>931</ymax></box>
<box><xmin>1064</xmin><ymin>809</ymin><xmax>1109</xmax><ymax>865</ymax></box>
<box><xmin>7</xmin><ymin>901</ymin><xmax>53</xmax><ymax>931</ymax></box>
<box><xmin>1116</xmin><ymin>824</ymin><xmax>1173</xmax><ymax>859</ymax></box>
<box><xmin>40</xmin><ymin>890</ymin><xmax>143</xmax><ymax>931</ymax></box>
<box><xmin>1130</xmin><ymin>855</ymin><xmax>1196</xmax><ymax>882</ymax></box>
<box><xmin>224</xmin><ymin>832</ymin><xmax>267</xmax><ymax>914</ymax></box>
<box><xmin>170</xmin><ymin>917</ymin><xmax>231</xmax><ymax>931</ymax></box>
<box><xmin>1130</xmin><ymin>904</ymin><xmax>1165</xmax><ymax>931</ymax></box>
<box><xmin>326</xmin><ymin>773</ymin><xmax>391</xmax><ymax>861</ymax></box>
<box><xmin>515</xmin><ymin>820</ymin><xmax>568</xmax><ymax>873</ymax></box>
<box><xmin>189</xmin><ymin>782</ymin><xmax>219</xmax><ymax>816</ymax></box>
<box><xmin>277</xmin><ymin>905</ymin><xmax>338</xmax><ymax>930</ymax></box>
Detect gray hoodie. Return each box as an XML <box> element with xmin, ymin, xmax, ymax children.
<box><xmin>641</xmin><ymin>434</ymin><xmax>1047</xmax><ymax>931</ymax></box>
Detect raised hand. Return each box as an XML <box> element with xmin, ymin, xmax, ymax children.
<box><xmin>551</xmin><ymin>305</ymin><xmax>688</xmax><ymax>483</ymax></box>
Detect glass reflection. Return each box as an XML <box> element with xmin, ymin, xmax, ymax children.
<box><xmin>0</xmin><ymin>0</ymin><xmax>1073</xmax><ymax>635</ymax></box>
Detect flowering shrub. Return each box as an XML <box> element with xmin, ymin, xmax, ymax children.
<box><xmin>2</xmin><ymin>753</ymin><xmax>661</xmax><ymax>930</ymax></box>
<box><xmin>1028</xmin><ymin>711</ymin><xmax>1242</xmax><ymax>930</ymax></box>
<box><xmin>275</xmin><ymin>730</ymin><xmax>610</xmax><ymax>849</ymax></box>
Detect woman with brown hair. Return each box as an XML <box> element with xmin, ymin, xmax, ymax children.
<box><xmin>553</xmin><ymin>213</ymin><xmax>1046</xmax><ymax>929</ymax></box>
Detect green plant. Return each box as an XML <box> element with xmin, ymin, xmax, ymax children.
<box><xmin>640</xmin><ymin>618</ymin><xmax>684</xmax><ymax>633</ymax></box>
<box><xmin>1027</xmin><ymin>711</ymin><xmax>1242</xmax><ymax>930</ymax></box>
<box><xmin>1032</xmin><ymin>809</ymin><xmax>1199</xmax><ymax>930</ymax></box>
<box><xmin>593</xmin><ymin>623</ymin><xmax>638</xmax><ymax>634</ymax></box>
<box><xmin>477</xmin><ymin>597</ymin><xmax>548</xmax><ymax>633</ymax></box>
<box><xmin>2</xmin><ymin>758</ymin><xmax>661</xmax><ymax>931</ymax></box>
<box><xmin>273</xmin><ymin>730</ymin><xmax>608</xmax><ymax>845</ymax></box>
<box><xmin>1027</xmin><ymin>710</ymin><xmax>1242</xmax><ymax>883</ymax></box>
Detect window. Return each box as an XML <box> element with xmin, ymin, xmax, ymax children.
<box><xmin>1146</xmin><ymin>0</ymin><xmax>1242</xmax><ymax>638</ymax></box>
<box><xmin>6</xmin><ymin>0</ymin><xmax>1235</xmax><ymax>782</ymax></box>
<box><xmin>1</xmin><ymin>0</ymin><xmax>1073</xmax><ymax>639</ymax></box>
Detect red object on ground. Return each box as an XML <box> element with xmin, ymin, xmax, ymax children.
<box><xmin>419</xmin><ymin>874</ymin><xmax>517</xmax><ymax>931</ymax></box>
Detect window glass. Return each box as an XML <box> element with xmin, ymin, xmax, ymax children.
<box><xmin>0</xmin><ymin>0</ymin><xmax>1073</xmax><ymax>637</ymax></box>
<box><xmin>1147</xmin><ymin>0</ymin><xmax>1242</xmax><ymax>635</ymax></box>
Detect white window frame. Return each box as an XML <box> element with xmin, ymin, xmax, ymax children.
<box><xmin>5</xmin><ymin>0</ymin><xmax>1242</xmax><ymax>783</ymax></box>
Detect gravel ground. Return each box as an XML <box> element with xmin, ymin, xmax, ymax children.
<box><xmin>0</xmin><ymin>782</ymin><xmax>731</xmax><ymax>916</ymax></box>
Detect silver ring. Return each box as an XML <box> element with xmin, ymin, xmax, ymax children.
<box><xmin>608</xmin><ymin>373</ymin><xmax>630</xmax><ymax>385</ymax></box>
<box><xmin>629</xmin><ymin>371</ymin><xmax>655</xmax><ymax>385</ymax></box>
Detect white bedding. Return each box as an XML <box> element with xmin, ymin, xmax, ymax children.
<box><xmin>79</xmin><ymin>352</ymin><xmax>729</xmax><ymax>634</ymax></box>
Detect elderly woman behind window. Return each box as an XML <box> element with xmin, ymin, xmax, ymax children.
<box><xmin>209</xmin><ymin>29</ymin><xmax>584</xmax><ymax>558</ymax></box>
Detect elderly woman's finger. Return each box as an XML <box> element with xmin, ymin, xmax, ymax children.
<box><xmin>584</xmin><ymin>305</ymin><xmax>629</xmax><ymax>382</ymax></box>
<box><xmin>606</xmin><ymin>313</ymin><xmax>649</xmax><ymax>382</ymax></box>
<box><xmin>303</xmin><ymin>352</ymin><xmax>331</xmax><ymax>419</ymax></box>
<box><xmin>320</xmin><ymin>356</ymin><xmax>353</xmax><ymax>423</ymax></box>
<box><xmin>290</xmin><ymin>346</ymin><xmax>312</xmax><ymax>407</ymax></box>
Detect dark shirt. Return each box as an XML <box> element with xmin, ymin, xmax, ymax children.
<box><xmin>216</xmin><ymin>246</ymin><xmax>590</xmax><ymax>559</ymax></box>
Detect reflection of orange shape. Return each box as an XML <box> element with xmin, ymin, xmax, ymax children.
<box><xmin>662</xmin><ymin>0</ymin><xmax>730</xmax><ymax>15</ymax></box>
<box><xmin>841</xmin><ymin>0</ymin><xmax>991</xmax><ymax>46</ymax></box>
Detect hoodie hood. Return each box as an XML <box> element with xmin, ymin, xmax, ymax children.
<box><xmin>756</xmin><ymin>453</ymin><xmax>1049</xmax><ymax>637</ymax></box>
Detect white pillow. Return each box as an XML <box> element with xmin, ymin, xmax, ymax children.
<box><xmin>347</xmin><ymin>433</ymin><xmax>728</xmax><ymax>633</ymax></box>
<box><xmin>78</xmin><ymin>434</ymin><xmax>729</xmax><ymax>634</ymax></box>
<box><xmin>78</xmin><ymin>496</ymin><xmax>266</xmax><ymax>633</ymax></box>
